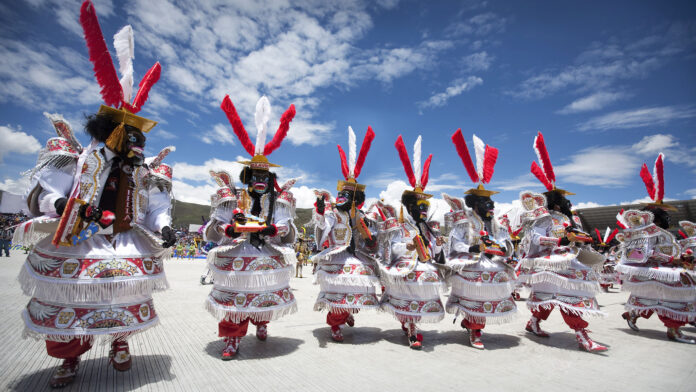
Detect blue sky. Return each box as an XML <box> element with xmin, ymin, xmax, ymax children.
<box><xmin>1</xmin><ymin>0</ymin><xmax>695</xmax><ymax>221</ymax></box>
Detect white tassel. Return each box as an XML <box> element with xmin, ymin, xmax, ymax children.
<box><xmin>472</xmin><ymin>134</ymin><xmax>486</xmax><ymax>182</ymax></box>
<box><xmin>413</xmin><ymin>135</ymin><xmax>422</xmax><ymax>187</ymax></box>
<box><xmin>113</xmin><ymin>25</ymin><xmax>135</xmax><ymax>103</ymax></box>
<box><xmin>254</xmin><ymin>96</ymin><xmax>271</xmax><ymax>155</ymax></box>
<box><xmin>624</xmin><ymin>303</ymin><xmax>695</xmax><ymax>322</ymax></box>
<box><xmin>348</xmin><ymin>126</ymin><xmax>356</xmax><ymax>177</ymax></box>
<box><xmin>379</xmin><ymin>302</ymin><xmax>445</xmax><ymax>324</ymax></box>
<box><xmin>314</xmin><ymin>302</ymin><xmax>375</xmax><ymax>313</ymax></box>
<box><xmin>205</xmin><ymin>297</ymin><xmax>297</xmax><ymax>323</ymax></box>
<box><xmin>527</xmin><ymin>300</ymin><xmax>607</xmax><ymax>318</ymax></box>
<box><xmin>445</xmin><ymin>303</ymin><xmax>518</xmax><ymax>325</ymax></box>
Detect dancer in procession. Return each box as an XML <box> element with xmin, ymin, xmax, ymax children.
<box><xmin>203</xmin><ymin>95</ymin><xmax>298</xmax><ymax>359</ymax></box>
<box><xmin>517</xmin><ymin>132</ymin><xmax>607</xmax><ymax>352</ymax></box>
<box><xmin>15</xmin><ymin>1</ymin><xmax>175</xmax><ymax>387</ymax></box>
<box><xmin>312</xmin><ymin>126</ymin><xmax>380</xmax><ymax>342</ymax></box>
<box><xmin>617</xmin><ymin>154</ymin><xmax>696</xmax><ymax>343</ymax></box>
<box><xmin>443</xmin><ymin>130</ymin><xmax>517</xmax><ymax>349</ymax></box>
<box><xmin>378</xmin><ymin>135</ymin><xmax>446</xmax><ymax>350</ymax></box>
<box><xmin>593</xmin><ymin>227</ymin><xmax>620</xmax><ymax>292</ymax></box>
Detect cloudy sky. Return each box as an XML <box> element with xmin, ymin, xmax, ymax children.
<box><xmin>1</xmin><ymin>0</ymin><xmax>695</xmax><ymax>221</ymax></box>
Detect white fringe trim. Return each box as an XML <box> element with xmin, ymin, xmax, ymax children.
<box><xmin>448</xmin><ymin>275</ymin><xmax>516</xmax><ymax>299</ymax></box>
<box><xmin>625</xmin><ymin>304</ymin><xmax>696</xmax><ymax>323</ymax></box>
<box><xmin>204</xmin><ymin>297</ymin><xmax>297</xmax><ymax>323</ymax></box>
<box><xmin>21</xmin><ymin>310</ymin><xmax>159</xmax><ymax>345</ymax></box>
<box><xmin>381</xmin><ymin>275</ymin><xmax>447</xmax><ymax>298</ymax></box>
<box><xmin>445</xmin><ymin>305</ymin><xmax>518</xmax><ymax>325</ymax></box>
<box><xmin>206</xmin><ymin>265</ymin><xmax>293</xmax><ymax>289</ymax></box>
<box><xmin>314</xmin><ymin>270</ymin><xmax>381</xmax><ymax>289</ymax></box>
<box><xmin>379</xmin><ymin>303</ymin><xmax>445</xmax><ymax>324</ymax></box>
<box><xmin>616</xmin><ymin>264</ymin><xmax>683</xmax><ymax>283</ymax></box>
<box><xmin>313</xmin><ymin>301</ymin><xmax>379</xmax><ymax>313</ymax></box>
<box><xmin>18</xmin><ymin>263</ymin><xmax>170</xmax><ymax>303</ymax></box>
<box><xmin>518</xmin><ymin>271</ymin><xmax>600</xmax><ymax>294</ymax></box>
<box><xmin>520</xmin><ymin>255</ymin><xmax>573</xmax><ymax>272</ymax></box>
<box><xmin>527</xmin><ymin>300</ymin><xmax>607</xmax><ymax>318</ymax></box>
<box><xmin>621</xmin><ymin>280</ymin><xmax>696</xmax><ymax>301</ymax></box>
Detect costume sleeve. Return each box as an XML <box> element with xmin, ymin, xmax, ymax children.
<box><xmin>449</xmin><ymin>224</ymin><xmax>472</xmax><ymax>254</ymax></box>
<box><xmin>205</xmin><ymin>204</ymin><xmax>233</xmax><ymax>243</ymax></box>
<box><xmin>36</xmin><ymin>164</ymin><xmax>75</xmax><ymax>215</ymax></box>
<box><xmin>271</xmin><ymin>198</ymin><xmax>296</xmax><ymax>242</ymax></box>
<box><xmin>529</xmin><ymin>219</ymin><xmax>560</xmax><ymax>248</ymax></box>
<box><xmin>144</xmin><ymin>189</ymin><xmax>171</xmax><ymax>232</ymax></box>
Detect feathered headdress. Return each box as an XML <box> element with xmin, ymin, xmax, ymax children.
<box><xmin>639</xmin><ymin>153</ymin><xmax>677</xmax><ymax>211</ymax></box>
<box><xmin>395</xmin><ymin>135</ymin><xmax>433</xmax><ymax>200</ymax></box>
<box><xmin>80</xmin><ymin>0</ymin><xmax>161</xmax><ymax>134</ymax></box>
<box><xmin>594</xmin><ymin>227</ymin><xmax>618</xmax><ymax>246</ymax></box>
<box><xmin>451</xmin><ymin>129</ymin><xmax>499</xmax><ymax>197</ymax></box>
<box><xmin>220</xmin><ymin>95</ymin><xmax>295</xmax><ymax>171</ymax></box>
<box><xmin>529</xmin><ymin>131</ymin><xmax>574</xmax><ymax>195</ymax></box>
<box><xmin>336</xmin><ymin>125</ymin><xmax>375</xmax><ymax>192</ymax></box>
<box><xmin>209</xmin><ymin>170</ymin><xmax>238</xmax><ymax>208</ymax></box>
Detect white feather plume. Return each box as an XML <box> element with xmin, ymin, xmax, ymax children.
<box><xmin>413</xmin><ymin>135</ymin><xmax>422</xmax><ymax>187</ymax></box>
<box><xmin>472</xmin><ymin>134</ymin><xmax>485</xmax><ymax>182</ymax></box>
<box><xmin>604</xmin><ymin>227</ymin><xmax>611</xmax><ymax>243</ymax></box>
<box><xmin>653</xmin><ymin>153</ymin><xmax>663</xmax><ymax>198</ymax></box>
<box><xmin>348</xmin><ymin>126</ymin><xmax>357</xmax><ymax>177</ymax></box>
<box><xmin>113</xmin><ymin>25</ymin><xmax>135</xmax><ymax>103</ymax></box>
<box><xmin>254</xmin><ymin>96</ymin><xmax>271</xmax><ymax>155</ymax></box>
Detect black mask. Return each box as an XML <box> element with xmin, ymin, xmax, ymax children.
<box><xmin>335</xmin><ymin>190</ymin><xmax>354</xmax><ymax>211</ymax></box>
<box><xmin>407</xmin><ymin>199</ymin><xmax>429</xmax><ymax>222</ymax></box>
<box><xmin>248</xmin><ymin>170</ymin><xmax>271</xmax><ymax>195</ymax></box>
<box><xmin>123</xmin><ymin>129</ymin><xmax>146</xmax><ymax>165</ymax></box>
<box><xmin>474</xmin><ymin>197</ymin><xmax>495</xmax><ymax>221</ymax></box>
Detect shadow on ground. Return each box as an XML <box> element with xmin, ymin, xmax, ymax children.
<box><xmin>204</xmin><ymin>336</ymin><xmax>303</xmax><ymax>360</ymax></box>
<box><xmin>312</xmin><ymin>326</ymin><xmax>383</xmax><ymax>348</ymax></box>
<box><xmin>9</xmin><ymin>355</ymin><xmax>174</xmax><ymax>392</ymax></box>
<box><xmin>523</xmin><ymin>331</ymin><xmax>611</xmax><ymax>356</ymax></box>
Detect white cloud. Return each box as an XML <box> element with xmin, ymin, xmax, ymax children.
<box><xmin>0</xmin><ymin>126</ymin><xmax>42</xmax><ymax>162</ymax></box>
<box><xmin>0</xmin><ymin>175</ymin><xmax>31</xmax><ymax>195</ymax></box>
<box><xmin>578</xmin><ymin>105</ymin><xmax>696</xmax><ymax>131</ymax></box>
<box><xmin>446</xmin><ymin>12</ymin><xmax>507</xmax><ymax>37</ymax></box>
<box><xmin>461</xmin><ymin>51</ymin><xmax>493</xmax><ymax>73</ymax></box>
<box><xmin>418</xmin><ymin>76</ymin><xmax>483</xmax><ymax>110</ymax></box>
<box><xmin>554</xmin><ymin>146</ymin><xmax>637</xmax><ymax>187</ymax></box>
<box><xmin>557</xmin><ymin>91</ymin><xmax>627</xmax><ymax>114</ymax></box>
<box><xmin>683</xmin><ymin>188</ymin><xmax>696</xmax><ymax>199</ymax></box>
<box><xmin>495</xmin><ymin>173</ymin><xmax>544</xmax><ymax>192</ymax></box>
<box><xmin>200</xmin><ymin>123</ymin><xmax>236</xmax><ymax>145</ymax></box>
<box><xmin>153</xmin><ymin>129</ymin><xmax>178</xmax><ymax>140</ymax></box>
<box><xmin>24</xmin><ymin>0</ymin><xmax>115</xmax><ymax>37</ymax></box>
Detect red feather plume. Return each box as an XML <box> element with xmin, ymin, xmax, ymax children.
<box><xmin>594</xmin><ymin>228</ymin><xmax>602</xmax><ymax>243</ymax></box>
<box><xmin>654</xmin><ymin>153</ymin><xmax>664</xmax><ymax>201</ymax></box>
<box><xmin>605</xmin><ymin>228</ymin><xmax>619</xmax><ymax>244</ymax></box>
<box><xmin>679</xmin><ymin>230</ymin><xmax>688</xmax><ymax>239</ymax></box>
<box><xmin>353</xmin><ymin>126</ymin><xmax>375</xmax><ymax>179</ymax></box>
<box><xmin>337</xmin><ymin>145</ymin><xmax>350</xmax><ymax>180</ymax></box>
<box><xmin>421</xmin><ymin>154</ymin><xmax>433</xmax><ymax>188</ymax></box>
<box><xmin>395</xmin><ymin>135</ymin><xmax>416</xmax><ymax>187</ymax></box>
<box><xmin>451</xmin><ymin>128</ymin><xmax>478</xmax><ymax>183</ymax></box>
<box><xmin>534</xmin><ymin>132</ymin><xmax>555</xmax><ymax>184</ymax></box>
<box><xmin>80</xmin><ymin>0</ymin><xmax>122</xmax><ymax>107</ymax></box>
<box><xmin>531</xmin><ymin>161</ymin><xmax>553</xmax><ymax>191</ymax></box>
<box><xmin>264</xmin><ymin>104</ymin><xmax>296</xmax><ymax>156</ymax></box>
<box><xmin>220</xmin><ymin>95</ymin><xmax>255</xmax><ymax>156</ymax></box>
<box><xmin>482</xmin><ymin>145</ymin><xmax>498</xmax><ymax>184</ymax></box>
<box><xmin>128</xmin><ymin>62</ymin><xmax>161</xmax><ymax>113</ymax></box>
<box><xmin>639</xmin><ymin>163</ymin><xmax>656</xmax><ymax>200</ymax></box>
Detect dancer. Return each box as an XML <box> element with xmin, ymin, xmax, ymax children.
<box><xmin>593</xmin><ymin>227</ymin><xmax>620</xmax><ymax>292</ymax></box>
<box><xmin>617</xmin><ymin>154</ymin><xmax>695</xmax><ymax>343</ymax></box>
<box><xmin>378</xmin><ymin>135</ymin><xmax>446</xmax><ymax>350</ymax></box>
<box><xmin>312</xmin><ymin>126</ymin><xmax>380</xmax><ymax>342</ymax></box>
<box><xmin>204</xmin><ymin>95</ymin><xmax>298</xmax><ymax>359</ymax></box>
<box><xmin>518</xmin><ymin>132</ymin><xmax>607</xmax><ymax>352</ymax></box>
<box><xmin>15</xmin><ymin>2</ymin><xmax>175</xmax><ymax>387</ymax></box>
<box><xmin>443</xmin><ymin>130</ymin><xmax>516</xmax><ymax>349</ymax></box>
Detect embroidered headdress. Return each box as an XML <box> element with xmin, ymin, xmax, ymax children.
<box><xmin>80</xmin><ymin>0</ymin><xmax>161</xmax><ymax>146</ymax></box>
<box><xmin>146</xmin><ymin>146</ymin><xmax>175</xmax><ymax>183</ymax></box>
<box><xmin>336</xmin><ymin>126</ymin><xmax>375</xmax><ymax>192</ymax></box>
<box><xmin>451</xmin><ymin>129</ymin><xmax>499</xmax><ymax>197</ymax></box>
<box><xmin>529</xmin><ymin>131</ymin><xmax>574</xmax><ymax>195</ymax></box>
<box><xmin>395</xmin><ymin>135</ymin><xmax>433</xmax><ymax>200</ymax></box>
<box><xmin>220</xmin><ymin>95</ymin><xmax>295</xmax><ymax>171</ymax></box>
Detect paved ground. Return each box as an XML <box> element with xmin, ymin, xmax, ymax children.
<box><xmin>1</xmin><ymin>252</ymin><xmax>695</xmax><ymax>392</ymax></box>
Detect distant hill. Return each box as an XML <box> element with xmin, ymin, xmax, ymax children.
<box><xmin>172</xmin><ymin>199</ymin><xmax>313</xmax><ymax>229</ymax></box>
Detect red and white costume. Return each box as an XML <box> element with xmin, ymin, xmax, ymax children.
<box><xmin>312</xmin><ymin>127</ymin><xmax>380</xmax><ymax>341</ymax></box>
<box><xmin>204</xmin><ymin>95</ymin><xmax>298</xmax><ymax>358</ymax></box>
<box><xmin>443</xmin><ymin>131</ymin><xmax>517</xmax><ymax>349</ymax></box>
<box><xmin>378</xmin><ymin>135</ymin><xmax>446</xmax><ymax>349</ymax></box>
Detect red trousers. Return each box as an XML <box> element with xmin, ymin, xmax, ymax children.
<box><xmin>218</xmin><ymin>318</ymin><xmax>268</xmax><ymax>338</ymax></box>
<box><xmin>532</xmin><ymin>305</ymin><xmax>588</xmax><ymax>330</ymax></box>
<box><xmin>462</xmin><ymin>318</ymin><xmax>485</xmax><ymax>330</ymax></box>
<box><xmin>46</xmin><ymin>339</ymin><xmax>93</xmax><ymax>359</ymax></box>
<box><xmin>326</xmin><ymin>311</ymin><xmax>355</xmax><ymax>331</ymax></box>
<box><xmin>637</xmin><ymin>310</ymin><xmax>686</xmax><ymax>329</ymax></box>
